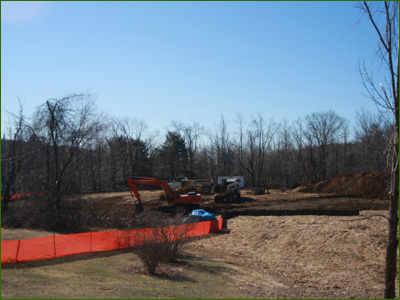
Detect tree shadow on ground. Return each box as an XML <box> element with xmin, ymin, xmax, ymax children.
<box><xmin>1</xmin><ymin>248</ymin><xmax>134</xmax><ymax>270</ymax></box>
<box><xmin>235</xmin><ymin>196</ymin><xmax>255</xmax><ymax>204</ymax></box>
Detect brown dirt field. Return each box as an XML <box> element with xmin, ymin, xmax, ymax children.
<box><xmin>81</xmin><ymin>188</ymin><xmax>389</xmax><ymax>220</ymax></box>
<box><xmin>186</xmin><ymin>211</ymin><xmax>399</xmax><ymax>299</ymax></box>
<box><xmin>71</xmin><ymin>172</ymin><xmax>390</xmax><ymax>220</ymax></box>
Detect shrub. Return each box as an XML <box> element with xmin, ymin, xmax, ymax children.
<box><xmin>134</xmin><ymin>210</ymin><xmax>192</xmax><ymax>275</ymax></box>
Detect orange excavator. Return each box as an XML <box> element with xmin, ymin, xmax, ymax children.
<box><xmin>127</xmin><ymin>176</ymin><xmax>202</xmax><ymax>213</ymax></box>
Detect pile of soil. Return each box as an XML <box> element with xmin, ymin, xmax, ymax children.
<box><xmin>300</xmin><ymin>172</ymin><xmax>390</xmax><ymax>199</ymax></box>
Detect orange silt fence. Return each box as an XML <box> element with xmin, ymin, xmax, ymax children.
<box><xmin>1</xmin><ymin>240</ymin><xmax>20</xmax><ymax>264</ymax></box>
<box><xmin>1</xmin><ymin>218</ymin><xmax>224</xmax><ymax>264</ymax></box>
<box><xmin>55</xmin><ymin>233</ymin><xmax>91</xmax><ymax>257</ymax></box>
<box><xmin>1</xmin><ymin>191</ymin><xmax>48</xmax><ymax>201</ymax></box>
<box><xmin>17</xmin><ymin>235</ymin><xmax>56</xmax><ymax>263</ymax></box>
<box><xmin>91</xmin><ymin>230</ymin><xmax>120</xmax><ymax>252</ymax></box>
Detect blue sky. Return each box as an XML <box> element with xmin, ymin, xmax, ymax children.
<box><xmin>1</xmin><ymin>1</ymin><xmax>382</xmax><ymax>138</ymax></box>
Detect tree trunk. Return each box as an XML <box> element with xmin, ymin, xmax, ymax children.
<box><xmin>384</xmin><ymin>140</ymin><xmax>399</xmax><ymax>299</ymax></box>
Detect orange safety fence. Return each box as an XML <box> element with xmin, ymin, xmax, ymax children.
<box><xmin>1</xmin><ymin>191</ymin><xmax>47</xmax><ymax>201</ymax></box>
<box><xmin>1</xmin><ymin>218</ymin><xmax>224</xmax><ymax>264</ymax></box>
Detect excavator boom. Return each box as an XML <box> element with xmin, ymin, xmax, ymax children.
<box><xmin>127</xmin><ymin>176</ymin><xmax>202</xmax><ymax>212</ymax></box>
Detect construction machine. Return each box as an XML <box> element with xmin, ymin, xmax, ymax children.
<box><xmin>161</xmin><ymin>179</ymin><xmax>202</xmax><ymax>199</ymax></box>
<box><xmin>167</xmin><ymin>178</ymin><xmax>214</xmax><ymax>194</ymax></box>
<box><xmin>128</xmin><ymin>176</ymin><xmax>202</xmax><ymax>213</ymax></box>
<box><xmin>189</xmin><ymin>179</ymin><xmax>214</xmax><ymax>194</ymax></box>
<box><xmin>213</xmin><ymin>178</ymin><xmax>241</xmax><ymax>203</ymax></box>
<box><xmin>178</xmin><ymin>179</ymin><xmax>203</xmax><ymax>194</ymax></box>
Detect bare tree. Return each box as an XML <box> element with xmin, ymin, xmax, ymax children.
<box><xmin>354</xmin><ymin>109</ymin><xmax>392</xmax><ymax>172</ymax></box>
<box><xmin>357</xmin><ymin>2</ymin><xmax>399</xmax><ymax>298</ymax></box>
<box><xmin>27</xmin><ymin>93</ymin><xmax>101</xmax><ymax>215</ymax></box>
<box><xmin>251</xmin><ymin>115</ymin><xmax>278</xmax><ymax>186</ymax></box>
<box><xmin>1</xmin><ymin>102</ymin><xmax>26</xmax><ymax>213</ymax></box>
<box><xmin>234</xmin><ymin>113</ymin><xmax>246</xmax><ymax>173</ymax></box>
<box><xmin>109</xmin><ymin>117</ymin><xmax>151</xmax><ymax>182</ymax></box>
<box><xmin>275</xmin><ymin>120</ymin><xmax>296</xmax><ymax>187</ymax></box>
<box><xmin>292</xmin><ymin>117</ymin><xmax>318</xmax><ymax>182</ymax></box>
<box><xmin>244</xmin><ymin>128</ymin><xmax>256</xmax><ymax>186</ymax></box>
<box><xmin>170</xmin><ymin>120</ymin><xmax>204</xmax><ymax>176</ymax></box>
<box><xmin>304</xmin><ymin>111</ymin><xmax>346</xmax><ymax>180</ymax></box>
<box><xmin>234</xmin><ymin>114</ymin><xmax>278</xmax><ymax>187</ymax></box>
<box><xmin>210</xmin><ymin>116</ymin><xmax>235</xmax><ymax>176</ymax></box>
<box><xmin>329</xmin><ymin>118</ymin><xmax>350</xmax><ymax>178</ymax></box>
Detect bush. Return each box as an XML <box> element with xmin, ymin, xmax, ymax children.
<box><xmin>134</xmin><ymin>210</ymin><xmax>192</xmax><ymax>275</ymax></box>
<box><xmin>135</xmin><ymin>241</ymin><xmax>163</xmax><ymax>275</ymax></box>
<box><xmin>1</xmin><ymin>195</ymin><xmax>103</xmax><ymax>233</ymax></box>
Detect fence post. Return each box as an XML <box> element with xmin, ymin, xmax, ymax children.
<box><xmin>15</xmin><ymin>240</ymin><xmax>21</xmax><ymax>263</ymax></box>
<box><xmin>53</xmin><ymin>233</ymin><xmax>56</xmax><ymax>258</ymax></box>
<box><xmin>117</xmin><ymin>231</ymin><xmax>121</xmax><ymax>249</ymax></box>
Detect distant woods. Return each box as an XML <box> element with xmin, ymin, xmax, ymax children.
<box><xmin>1</xmin><ymin>94</ymin><xmax>394</xmax><ymax>210</ymax></box>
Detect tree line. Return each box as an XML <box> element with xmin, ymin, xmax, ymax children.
<box><xmin>1</xmin><ymin>94</ymin><xmax>394</xmax><ymax>213</ymax></box>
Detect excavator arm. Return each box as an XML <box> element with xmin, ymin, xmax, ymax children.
<box><xmin>127</xmin><ymin>176</ymin><xmax>202</xmax><ymax>213</ymax></box>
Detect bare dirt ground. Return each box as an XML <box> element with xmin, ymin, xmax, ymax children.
<box><xmin>186</xmin><ymin>211</ymin><xmax>398</xmax><ymax>299</ymax></box>
<box><xmin>78</xmin><ymin>187</ymin><xmax>389</xmax><ymax>220</ymax></box>
<box><xmin>1</xmin><ymin>172</ymin><xmax>398</xmax><ymax>298</ymax></box>
<box><xmin>73</xmin><ymin>171</ymin><xmax>390</xmax><ymax>220</ymax></box>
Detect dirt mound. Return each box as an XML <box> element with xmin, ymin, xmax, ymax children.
<box><xmin>301</xmin><ymin>172</ymin><xmax>390</xmax><ymax>199</ymax></box>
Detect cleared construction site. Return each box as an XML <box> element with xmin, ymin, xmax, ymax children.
<box><xmin>2</xmin><ymin>171</ymin><xmax>398</xmax><ymax>299</ymax></box>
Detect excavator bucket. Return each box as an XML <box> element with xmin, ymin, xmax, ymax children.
<box><xmin>135</xmin><ymin>204</ymin><xmax>144</xmax><ymax>213</ymax></box>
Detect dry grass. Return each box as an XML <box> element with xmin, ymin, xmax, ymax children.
<box><xmin>187</xmin><ymin>211</ymin><xmax>399</xmax><ymax>299</ymax></box>
<box><xmin>1</xmin><ymin>228</ymin><xmax>60</xmax><ymax>240</ymax></box>
<box><xmin>1</xmin><ymin>248</ymin><xmax>242</xmax><ymax>299</ymax></box>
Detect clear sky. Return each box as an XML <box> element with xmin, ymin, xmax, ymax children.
<box><xmin>1</xmin><ymin>1</ymin><xmax>383</xmax><ymax>138</ymax></box>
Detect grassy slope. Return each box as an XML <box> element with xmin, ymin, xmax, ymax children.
<box><xmin>1</xmin><ymin>249</ymin><xmax>242</xmax><ymax>299</ymax></box>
